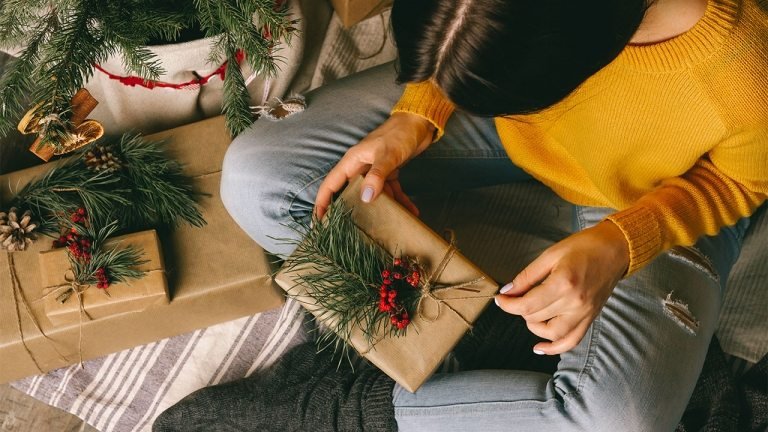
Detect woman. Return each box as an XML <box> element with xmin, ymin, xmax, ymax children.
<box><xmin>155</xmin><ymin>0</ymin><xmax>767</xmax><ymax>430</ymax></box>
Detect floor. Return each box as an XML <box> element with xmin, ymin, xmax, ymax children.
<box><xmin>0</xmin><ymin>384</ymin><xmax>97</xmax><ymax>432</ymax></box>
<box><xmin>1</xmin><ymin>52</ymin><xmax>97</xmax><ymax>432</ymax></box>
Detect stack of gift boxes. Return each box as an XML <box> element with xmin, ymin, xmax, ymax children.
<box><xmin>0</xmin><ymin>116</ymin><xmax>284</xmax><ymax>383</ymax></box>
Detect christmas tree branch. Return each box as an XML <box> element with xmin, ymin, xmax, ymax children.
<box><xmin>281</xmin><ymin>201</ymin><xmax>421</xmax><ymax>361</ymax></box>
<box><xmin>110</xmin><ymin>133</ymin><xmax>206</xmax><ymax>228</ymax></box>
<box><xmin>1</xmin><ymin>0</ymin><xmax>297</xmax><ymax>144</ymax></box>
<box><xmin>11</xmin><ymin>161</ymin><xmax>128</xmax><ymax>234</ymax></box>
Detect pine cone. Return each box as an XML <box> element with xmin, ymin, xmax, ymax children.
<box><xmin>0</xmin><ymin>208</ymin><xmax>38</xmax><ymax>252</ymax></box>
<box><xmin>84</xmin><ymin>144</ymin><xmax>122</xmax><ymax>173</ymax></box>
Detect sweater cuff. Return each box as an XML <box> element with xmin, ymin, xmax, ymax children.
<box><xmin>604</xmin><ymin>206</ymin><xmax>663</xmax><ymax>276</ymax></box>
<box><xmin>392</xmin><ymin>81</ymin><xmax>454</xmax><ymax>141</ymax></box>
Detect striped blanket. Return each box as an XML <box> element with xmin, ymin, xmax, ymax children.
<box><xmin>13</xmin><ymin>302</ymin><xmax>310</xmax><ymax>432</ymax></box>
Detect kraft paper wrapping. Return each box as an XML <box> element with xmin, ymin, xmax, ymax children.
<box><xmin>40</xmin><ymin>230</ymin><xmax>168</xmax><ymax>327</ymax></box>
<box><xmin>275</xmin><ymin>177</ymin><xmax>499</xmax><ymax>392</ymax></box>
<box><xmin>0</xmin><ymin>116</ymin><xmax>285</xmax><ymax>383</ymax></box>
<box><xmin>330</xmin><ymin>0</ymin><xmax>393</xmax><ymax>28</ymax></box>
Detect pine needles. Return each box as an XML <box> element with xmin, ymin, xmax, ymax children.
<box><xmin>281</xmin><ymin>201</ymin><xmax>421</xmax><ymax>361</ymax></box>
<box><xmin>10</xmin><ymin>133</ymin><xmax>205</xmax><ymax>233</ymax></box>
<box><xmin>66</xmin><ymin>219</ymin><xmax>146</xmax><ymax>289</ymax></box>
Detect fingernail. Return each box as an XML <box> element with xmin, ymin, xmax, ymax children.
<box><xmin>361</xmin><ymin>187</ymin><xmax>374</xmax><ymax>203</ymax></box>
<box><xmin>533</xmin><ymin>349</ymin><xmax>545</xmax><ymax>355</ymax></box>
<box><xmin>499</xmin><ymin>283</ymin><xmax>513</xmax><ymax>295</ymax></box>
<box><xmin>494</xmin><ymin>296</ymin><xmax>500</xmax><ymax>307</ymax></box>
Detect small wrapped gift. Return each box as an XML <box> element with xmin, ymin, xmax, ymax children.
<box><xmin>39</xmin><ymin>230</ymin><xmax>168</xmax><ymax>327</ymax></box>
<box><xmin>275</xmin><ymin>177</ymin><xmax>499</xmax><ymax>392</ymax></box>
<box><xmin>330</xmin><ymin>0</ymin><xmax>393</xmax><ymax>28</ymax></box>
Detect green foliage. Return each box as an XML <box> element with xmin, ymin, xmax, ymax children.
<box><xmin>114</xmin><ymin>133</ymin><xmax>206</xmax><ymax>229</ymax></box>
<box><xmin>195</xmin><ymin>0</ymin><xmax>297</xmax><ymax>135</ymax></box>
<box><xmin>0</xmin><ymin>0</ymin><xmax>296</xmax><ymax>146</ymax></box>
<box><xmin>9</xmin><ymin>133</ymin><xmax>205</xmax><ymax>233</ymax></box>
<box><xmin>67</xmin><ymin>218</ymin><xmax>146</xmax><ymax>288</ymax></box>
<box><xmin>11</xmin><ymin>159</ymin><xmax>129</xmax><ymax>234</ymax></box>
<box><xmin>280</xmin><ymin>201</ymin><xmax>421</xmax><ymax>363</ymax></box>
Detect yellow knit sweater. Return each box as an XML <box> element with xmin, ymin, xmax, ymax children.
<box><xmin>392</xmin><ymin>0</ymin><xmax>768</xmax><ymax>274</ymax></box>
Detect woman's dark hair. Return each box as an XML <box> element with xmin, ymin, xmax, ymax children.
<box><xmin>391</xmin><ymin>0</ymin><xmax>648</xmax><ymax>116</ymax></box>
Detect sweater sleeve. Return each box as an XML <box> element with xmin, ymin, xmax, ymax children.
<box><xmin>391</xmin><ymin>81</ymin><xmax>455</xmax><ymax>141</ymax></box>
<box><xmin>605</xmin><ymin>126</ymin><xmax>768</xmax><ymax>275</ymax></box>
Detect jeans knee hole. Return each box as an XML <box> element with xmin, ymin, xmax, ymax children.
<box><xmin>662</xmin><ymin>292</ymin><xmax>700</xmax><ymax>335</ymax></box>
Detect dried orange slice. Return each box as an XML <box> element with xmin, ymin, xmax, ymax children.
<box><xmin>55</xmin><ymin>119</ymin><xmax>104</xmax><ymax>155</ymax></box>
<box><xmin>17</xmin><ymin>103</ymin><xmax>44</xmax><ymax>134</ymax></box>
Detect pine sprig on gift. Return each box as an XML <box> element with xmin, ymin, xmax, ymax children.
<box><xmin>9</xmin><ymin>133</ymin><xmax>205</xmax><ymax>234</ymax></box>
<box><xmin>281</xmin><ymin>201</ymin><xmax>421</xmax><ymax>360</ymax></box>
<box><xmin>10</xmin><ymin>160</ymin><xmax>129</xmax><ymax>234</ymax></box>
<box><xmin>66</xmin><ymin>219</ymin><xmax>146</xmax><ymax>290</ymax></box>
<box><xmin>107</xmin><ymin>134</ymin><xmax>206</xmax><ymax>229</ymax></box>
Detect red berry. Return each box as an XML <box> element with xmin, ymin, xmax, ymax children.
<box><xmin>393</xmin><ymin>258</ymin><xmax>401</xmax><ymax>266</ymax></box>
<box><xmin>381</xmin><ymin>270</ymin><xmax>390</xmax><ymax>278</ymax></box>
<box><xmin>383</xmin><ymin>278</ymin><xmax>392</xmax><ymax>285</ymax></box>
<box><xmin>77</xmin><ymin>208</ymin><xmax>86</xmax><ymax>215</ymax></box>
<box><xmin>393</xmin><ymin>272</ymin><xmax>402</xmax><ymax>280</ymax></box>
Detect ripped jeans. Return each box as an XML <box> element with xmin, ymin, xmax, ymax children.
<box><xmin>220</xmin><ymin>63</ymin><xmax>752</xmax><ymax>431</ymax></box>
<box><xmin>392</xmin><ymin>206</ymin><xmax>749</xmax><ymax>432</ymax></box>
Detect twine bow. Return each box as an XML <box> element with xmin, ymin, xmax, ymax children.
<box><xmin>17</xmin><ymin>88</ymin><xmax>104</xmax><ymax>162</ymax></box>
<box><xmin>414</xmin><ymin>245</ymin><xmax>489</xmax><ymax>329</ymax></box>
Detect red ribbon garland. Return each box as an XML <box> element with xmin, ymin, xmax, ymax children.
<box><xmin>93</xmin><ymin>50</ymin><xmax>245</xmax><ymax>91</ymax></box>
<box><xmin>92</xmin><ymin>0</ymin><xmax>286</xmax><ymax>91</ymax></box>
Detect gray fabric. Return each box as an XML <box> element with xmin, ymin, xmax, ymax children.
<box><xmin>11</xmin><ymin>302</ymin><xmax>311</xmax><ymax>432</ymax></box>
<box><xmin>153</xmin><ymin>342</ymin><xmax>396</xmax><ymax>432</ymax></box>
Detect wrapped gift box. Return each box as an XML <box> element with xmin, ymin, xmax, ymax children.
<box><xmin>275</xmin><ymin>177</ymin><xmax>499</xmax><ymax>392</ymax></box>
<box><xmin>0</xmin><ymin>116</ymin><xmax>285</xmax><ymax>383</ymax></box>
<box><xmin>40</xmin><ymin>230</ymin><xmax>168</xmax><ymax>327</ymax></box>
<box><xmin>330</xmin><ymin>0</ymin><xmax>393</xmax><ymax>28</ymax></box>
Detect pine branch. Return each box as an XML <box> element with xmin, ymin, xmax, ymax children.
<box><xmin>0</xmin><ymin>17</ymin><xmax>51</xmax><ymax>135</ymax></box>
<box><xmin>281</xmin><ymin>201</ymin><xmax>421</xmax><ymax>361</ymax></box>
<box><xmin>107</xmin><ymin>133</ymin><xmax>206</xmax><ymax>228</ymax></box>
<box><xmin>222</xmin><ymin>43</ymin><xmax>253</xmax><ymax>136</ymax></box>
<box><xmin>10</xmin><ymin>160</ymin><xmax>128</xmax><ymax>234</ymax></box>
<box><xmin>0</xmin><ymin>0</ymin><xmax>298</xmax><ymax>144</ymax></box>
<box><xmin>67</xmin><ymin>219</ymin><xmax>146</xmax><ymax>287</ymax></box>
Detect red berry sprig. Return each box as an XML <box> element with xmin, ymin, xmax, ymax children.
<box><xmin>53</xmin><ymin>227</ymin><xmax>93</xmax><ymax>261</ymax></box>
<box><xmin>70</xmin><ymin>207</ymin><xmax>87</xmax><ymax>224</ymax></box>
<box><xmin>377</xmin><ymin>257</ymin><xmax>420</xmax><ymax>330</ymax></box>
<box><xmin>95</xmin><ymin>267</ymin><xmax>110</xmax><ymax>289</ymax></box>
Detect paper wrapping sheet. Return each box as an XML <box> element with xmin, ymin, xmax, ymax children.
<box><xmin>0</xmin><ymin>116</ymin><xmax>285</xmax><ymax>383</ymax></box>
<box><xmin>275</xmin><ymin>177</ymin><xmax>499</xmax><ymax>392</ymax></box>
<box><xmin>39</xmin><ymin>230</ymin><xmax>168</xmax><ymax>327</ymax></box>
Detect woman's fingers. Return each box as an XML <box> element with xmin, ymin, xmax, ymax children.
<box><xmin>315</xmin><ymin>158</ymin><xmax>367</xmax><ymax>218</ymax></box>
<box><xmin>501</xmin><ymin>250</ymin><xmax>557</xmax><ymax>297</ymax></box>
<box><xmin>314</xmin><ymin>112</ymin><xmax>436</xmax><ymax>218</ymax></box>
<box><xmin>531</xmin><ymin>316</ymin><xmax>593</xmax><ymax>355</ymax></box>
<box><xmin>387</xmin><ymin>178</ymin><xmax>419</xmax><ymax>216</ymax></box>
<box><xmin>495</xmin><ymin>282</ymin><xmax>559</xmax><ymax>318</ymax></box>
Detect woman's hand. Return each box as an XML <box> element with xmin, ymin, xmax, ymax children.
<box><xmin>495</xmin><ymin>221</ymin><xmax>630</xmax><ymax>355</ymax></box>
<box><xmin>314</xmin><ymin>112</ymin><xmax>435</xmax><ymax>218</ymax></box>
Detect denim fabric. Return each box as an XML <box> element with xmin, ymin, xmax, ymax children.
<box><xmin>221</xmin><ymin>63</ymin><xmax>530</xmax><ymax>257</ymax></box>
<box><xmin>221</xmin><ymin>62</ymin><xmax>751</xmax><ymax>431</ymax></box>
